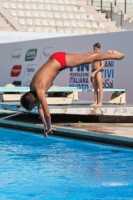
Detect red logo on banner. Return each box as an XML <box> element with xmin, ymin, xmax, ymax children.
<box><xmin>11</xmin><ymin>65</ymin><xmax>22</xmax><ymax>77</ymax></box>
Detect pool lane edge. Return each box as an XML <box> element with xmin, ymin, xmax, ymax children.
<box><xmin>0</xmin><ymin>119</ymin><xmax>133</xmax><ymax>148</ymax></box>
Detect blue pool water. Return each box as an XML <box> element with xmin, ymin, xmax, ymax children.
<box><xmin>0</xmin><ymin>128</ymin><xmax>133</xmax><ymax>200</ymax></box>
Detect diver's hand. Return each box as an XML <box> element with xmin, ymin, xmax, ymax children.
<box><xmin>44</xmin><ymin>127</ymin><xmax>56</xmax><ymax>138</ymax></box>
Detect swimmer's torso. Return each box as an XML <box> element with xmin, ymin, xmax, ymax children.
<box><xmin>92</xmin><ymin>61</ymin><xmax>102</xmax><ymax>70</ymax></box>
<box><xmin>30</xmin><ymin>59</ymin><xmax>61</xmax><ymax>92</ymax></box>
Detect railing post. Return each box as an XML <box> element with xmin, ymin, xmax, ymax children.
<box><xmin>124</xmin><ymin>0</ymin><xmax>126</xmax><ymax>14</ymax></box>
<box><xmin>110</xmin><ymin>2</ymin><xmax>112</xmax><ymax>20</ymax></box>
<box><xmin>101</xmin><ymin>0</ymin><xmax>103</xmax><ymax>12</ymax></box>
<box><xmin>120</xmin><ymin>10</ymin><xmax>123</xmax><ymax>27</ymax></box>
<box><xmin>91</xmin><ymin>0</ymin><xmax>93</xmax><ymax>5</ymax></box>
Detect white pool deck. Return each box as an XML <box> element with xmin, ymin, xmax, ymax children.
<box><xmin>0</xmin><ymin>100</ymin><xmax>133</xmax><ymax>116</ymax></box>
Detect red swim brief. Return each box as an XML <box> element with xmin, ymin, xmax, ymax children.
<box><xmin>49</xmin><ymin>52</ymin><xmax>67</xmax><ymax>70</ymax></box>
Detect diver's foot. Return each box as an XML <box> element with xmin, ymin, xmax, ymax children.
<box><xmin>108</xmin><ymin>50</ymin><xmax>124</xmax><ymax>60</ymax></box>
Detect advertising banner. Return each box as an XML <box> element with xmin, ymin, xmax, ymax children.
<box><xmin>0</xmin><ymin>31</ymin><xmax>70</xmax><ymax>43</ymax></box>
<box><xmin>69</xmin><ymin>64</ymin><xmax>90</xmax><ymax>89</ymax></box>
<box><xmin>0</xmin><ymin>30</ymin><xmax>133</xmax><ymax>103</ymax></box>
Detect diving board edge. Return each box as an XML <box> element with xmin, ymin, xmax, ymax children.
<box><xmin>0</xmin><ymin>87</ymin><xmax>125</xmax><ymax>93</ymax></box>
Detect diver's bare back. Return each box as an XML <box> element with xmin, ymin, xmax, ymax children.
<box><xmin>30</xmin><ymin>59</ymin><xmax>61</xmax><ymax>93</ymax></box>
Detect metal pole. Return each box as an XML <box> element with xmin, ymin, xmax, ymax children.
<box><xmin>0</xmin><ymin>112</ymin><xmax>20</xmax><ymax>120</ymax></box>
<box><xmin>101</xmin><ymin>0</ymin><xmax>102</xmax><ymax>12</ymax></box>
<box><xmin>120</xmin><ymin>11</ymin><xmax>123</xmax><ymax>27</ymax></box>
<box><xmin>91</xmin><ymin>0</ymin><xmax>93</xmax><ymax>5</ymax></box>
<box><xmin>114</xmin><ymin>0</ymin><xmax>116</xmax><ymax>6</ymax></box>
<box><xmin>110</xmin><ymin>2</ymin><xmax>112</xmax><ymax>20</ymax></box>
<box><xmin>124</xmin><ymin>0</ymin><xmax>126</xmax><ymax>14</ymax></box>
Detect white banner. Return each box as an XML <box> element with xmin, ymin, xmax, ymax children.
<box><xmin>0</xmin><ymin>31</ymin><xmax>71</xmax><ymax>43</ymax></box>
<box><xmin>0</xmin><ymin>30</ymin><xmax>132</xmax><ymax>103</ymax></box>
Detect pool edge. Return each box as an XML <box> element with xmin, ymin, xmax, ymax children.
<box><xmin>0</xmin><ymin>119</ymin><xmax>133</xmax><ymax>148</ymax></box>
